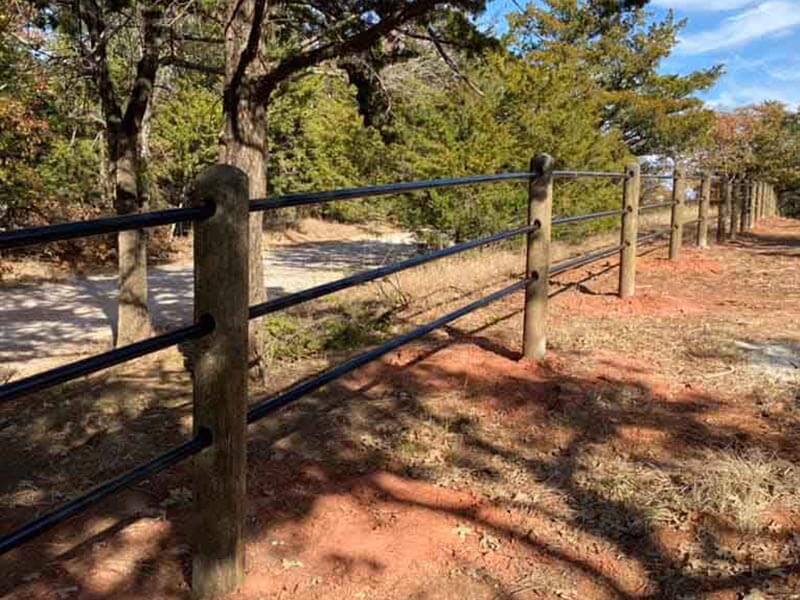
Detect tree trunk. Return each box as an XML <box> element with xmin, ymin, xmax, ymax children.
<box><xmin>87</xmin><ymin>4</ymin><xmax>162</xmax><ymax>347</ymax></box>
<box><xmin>221</xmin><ymin>0</ymin><xmax>269</xmax><ymax>379</ymax></box>
<box><xmin>112</xmin><ymin>130</ymin><xmax>152</xmax><ymax>346</ymax></box>
<box><xmin>220</xmin><ymin>96</ymin><xmax>267</xmax><ymax>377</ymax></box>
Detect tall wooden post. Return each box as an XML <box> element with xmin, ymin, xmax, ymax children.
<box><xmin>745</xmin><ymin>180</ymin><xmax>752</xmax><ymax>230</ymax></box>
<box><xmin>190</xmin><ymin>165</ymin><xmax>249</xmax><ymax>598</ymax></box>
<box><xmin>669</xmin><ymin>164</ymin><xmax>685</xmax><ymax>260</ymax></box>
<box><xmin>730</xmin><ymin>179</ymin><xmax>740</xmax><ymax>239</ymax></box>
<box><xmin>619</xmin><ymin>161</ymin><xmax>640</xmax><ymax>298</ymax></box>
<box><xmin>523</xmin><ymin>153</ymin><xmax>554</xmax><ymax>360</ymax></box>
<box><xmin>755</xmin><ymin>181</ymin><xmax>762</xmax><ymax>222</ymax></box>
<box><xmin>767</xmin><ymin>184</ymin><xmax>773</xmax><ymax>217</ymax></box>
<box><xmin>717</xmin><ymin>177</ymin><xmax>731</xmax><ymax>242</ymax></box>
<box><xmin>697</xmin><ymin>171</ymin><xmax>711</xmax><ymax>248</ymax></box>
<box><xmin>749</xmin><ymin>180</ymin><xmax>757</xmax><ymax>229</ymax></box>
<box><xmin>771</xmin><ymin>184</ymin><xmax>777</xmax><ymax>216</ymax></box>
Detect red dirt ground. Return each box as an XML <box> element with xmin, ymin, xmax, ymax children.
<box><xmin>2</xmin><ymin>219</ymin><xmax>800</xmax><ymax>599</ymax></box>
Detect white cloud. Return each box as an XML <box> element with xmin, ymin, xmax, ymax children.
<box><xmin>651</xmin><ymin>0</ymin><xmax>756</xmax><ymax>10</ymax></box>
<box><xmin>706</xmin><ymin>82</ymin><xmax>800</xmax><ymax>109</ymax></box>
<box><xmin>676</xmin><ymin>1</ymin><xmax>800</xmax><ymax>54</ymax></box>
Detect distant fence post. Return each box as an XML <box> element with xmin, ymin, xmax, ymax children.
<box><xmin>669</xmin><ymin>164</ymin><xmax>685</xmax><ymax>260</ymax></box>
<box><xmin>755</xmin><ymin>181</ymin><xmax>762</xmax><ymax>223</ymax></box>
<box><xmin>749</xmin><ymin>180</ymin><xmax>757</xmax><ymax>229</ymax></box>
<box><xmin>523</xmin><ymin>153</ymin><xmax>554</xmax><ymax>360</ymax></box>
<box><xmin>771</xmin><ymin>184</ymin><xmax>777</xmax><ymax>217</ymax></box>
<box><xmin>718</xmin><ymin>177</ymin><xmax>731</xmax><ymax>242</ymax></box>
<box><xmin>698</xmin><ymin>171</ymin><xmax>711</xmax><ymax>248</ymax></box>
<box><xmin>190</xmin><ymin>165</ymin><xmax>250</xmax><ymax>598</ymax></box>
<box><xmin>740</xmin><ymin>180</ymin><xmax>748</xmax><ymax>231</ymax></box>
<box><xmin>730</xmin><ymin>179</ymin><xmax>740</xmax><ymax>239</ymax></box>
<box><xmin>619</xmin><ymin>161</ymin><xmax>640</xmax><ymax>298</ymax></box>
<box><xmin>767</xmin><ymin>184</ymin><xmax>773</xmax><ymax>217</ymax></box>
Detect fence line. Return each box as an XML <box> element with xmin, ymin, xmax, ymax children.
<box><xmin>0</xmin><ymin>155</ymin><xmax>779</xmax><ymax>596</ymax></box>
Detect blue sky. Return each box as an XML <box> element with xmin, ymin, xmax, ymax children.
<box><xmin>482</xmin><ymin>0</ymin><xmax>800</xmax><ymax>110</ymax></box>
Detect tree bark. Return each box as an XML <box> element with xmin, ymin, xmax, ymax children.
<box><xmin>221</xmin><ymin>0</ymin><xmax>268</xmax><ymax>378</ymax></box>
<box><xmin>112</xmin><ymin>130</ymin><xmax>152</xmax><ymax>346</ymax></box>
<box><xmin>83</xmin><ymin>4</ymin><xmax>162</xmax><ymax>346</ymax></box>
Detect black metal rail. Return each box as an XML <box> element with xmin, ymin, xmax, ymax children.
<box><xmin>641</xmin><ymin>174</ymin><xmax>674</xmax><ymax>181</ymax></box>
<box><xmin>247</xmin><ymin>279</ymin><xmax>528</xmax><ymax>424</ymax></box>
<box><xmin>0</xmin><ymin>205</ymin><xmax>213</xmax><ymax>250</ymax></box>
<box><xmin>639</xmin><ymin>201</ymin><xmax>674</xmax><ymax>212</ymax></box>
<box><xmin>637</xmin><ymin>229</ymin><xmax>671</xmax><ymax>244</ymax></box>
<box><xmin>553</xmin><ymin>209</ymin><xmax>623</xmax><ymax>226</ymax></box>
<box><xmin>551</xmin><ymin>243</ymin><xmax>625</xmax><ymax>275</ymax></box>
<box><xmin>0</xmin><ymin>317</ymin><xmax>214</xmax><ymax>404</ymax></box>
<box><xmin>250</xmin><ymin>173</ymin><xmax>532</xmax><ymax>211</ymax></box>
<box><xmin>553</xmin><ymin>170</ymin><xmax>624</xmax><ymax>179</ymax></box>
<box><xmin>250</xmin><ymin>169</ymin><xmax>631</xmax><ymax>212</ymax></box>
<box><xmin>0</xmin><ymin>431</ymin><xmax>211</xmax><ymax>554</ymax></box>
<box><xmin>0</xmin><ymin>165</ymin><xmax>681</xmax><ymax>560</ymax></box>
<box><xmin>249</xmin><ymin>224</ymin><xmax>535</xmax><ymax>319</ymax></box>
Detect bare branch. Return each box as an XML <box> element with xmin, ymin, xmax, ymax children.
<box><xmin>254</xmin><ymin>0</ymin><xmax>444</xmax><ymax>99</ymax></box>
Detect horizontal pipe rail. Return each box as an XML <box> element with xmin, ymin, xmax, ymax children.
<box><xmin>0</xmin><ymin>317</ymin><xmax>214</xmax><ymax>404</ymax></box>
<box><xmin>250</xmin><ymin>172</ymin><xmax>533</xmax><ymax>211</ymax></box>
<box><xmin>639</xmin><ymin>201</ymin><xmax>674</xmax><ymax>212</ymax></box>
<box><xmin>0</xmin><ymin>205</ymin><xmax>214</xmax><ymax>250</ymax></box>
<box><xmin>551</xmin><ymin>244</ymin><xmax>625</xmax><ymax>276</ymax></box>
<box><xmin>552</xmin><ymin>209</ymin><xmax>623</xmax><ymax>226</ymax></box>
<box><xmin>0</xmin><ymin>431</ymin><xmax>211</xmax><ymax>555</ymax></box>
<box><xmin>249</xmin><ymin>225</ymin><xmax>534</xmax><ymax>319</ymax></box>
<box><xmin>247</xmin><ymin>278</ymin><xmax>528</xmax><ymax>424</ymax></box>
<box><xmin>637</xmin><ymin>229</ymin><xmax>671</xmax><ymax>244</ymax></box>
<box><xmin>552</xmin><ymin>170</ymin><xmax>624</xmax><ymax>179</ymax></box>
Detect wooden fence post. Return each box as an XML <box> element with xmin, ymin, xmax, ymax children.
<box><xmin>669</xmin><ymin>164</ymin><xmax>685</xmax><ymax>260</ymax></box>
<box><xmin>767</xmin><ymin>184</ymin><xmax>773</xmax><ymax>217</ymax></box>
<box><xmin>697</xmin><ymin>171</ymin><xmax>711</xmax><ymax>248</ymax></box>
<box><xmin>717</xmin><ymin>177</ymin><xmax>731</xmax><ymax>243</ymax></box>
<box><xmin>749</xmin><ymin>180</ymin><xmax>757</xmax><ymax>229</ymax></box>
<box><xmin>523</xmin><ymin>153</ymin><xmax>554</xmax><ymax>360</ymax></box>
<box><xmin>744</xmin><ymin>180</ymin><xmax>751</xmax><ymax>230</ymax></box>
<box><xmin>190</xmin><ymin>165</ymin><xmax>250</xmax><ymax>598</ymax></box>
<box><xmin>755</xmin><ymin>181</ymin><xmax>762</xmax><ymax>223</ymax></box>
<box><xmin>771</xmin><ymin>184</ymin><xmax>777</xmax><ymax>216</ymax></box>
<box><xmin>619</xmin><ymin>161</ymin><xmax>640</xmax><ymax>298</ymax></box>
<box><xmin>730</xmin><ymin>179</ymin><xmax>740</xmax><ymax>239</ymax></box>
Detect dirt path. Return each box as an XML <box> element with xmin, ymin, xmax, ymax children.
<box><xmin>0</xmin><ymin>230</ymin><xmax>415</xmax><ymax>379</ymax></box>
<box><xmin>3</xmin><ymin>218</ymin><xmax>799</xmax><ymax>600</ymax></box>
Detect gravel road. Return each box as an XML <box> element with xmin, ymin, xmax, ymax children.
<box><xmin>1</xmin><ymin>232</ymin><xmax>416</xmax><ymax>378</ymax></box>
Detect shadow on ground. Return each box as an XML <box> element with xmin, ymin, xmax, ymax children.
<box><xmin>1</xmin><ymin>221</ymin><xmax>799</xmax><ymax>599</ymax></box>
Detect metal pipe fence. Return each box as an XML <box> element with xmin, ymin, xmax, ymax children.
<box><xmin>0</xmin><ymin>156</ymin><xmax>768</xmax><ymax>596</ymax></box>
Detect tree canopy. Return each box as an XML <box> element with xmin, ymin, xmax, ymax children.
<box><xmin>3</xmin><ymin>0</ymin><xmax>793</xmax><ymax>248</ymax></box>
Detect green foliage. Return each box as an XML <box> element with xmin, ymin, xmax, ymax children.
<box><xmin>3</xmin><ymin>0</ymin><xmax>767</xmax><ymax>248</ymax></box>
<box><xmin>262</xmin><ymin>300</ymin><xmax>393</xmax><ymax>363</ymax></box>
<box><xmin>267</xmin><ymin>74</ymin><xmax>389</xmax><ymax>222</ymax></box>
<box><xmin>508</xmin><ymin>0</ymin><xmax>719</xmax><ymax>156</ymax></box>
<box><xmin>150</xmin><ymin>79</ymin><xmax>222</xmax><ymax>207</ymax></box>
<box><xmin>705</xmin><ymin>102</ymin><xmax>800</xmax><ymax>215</ymax></box>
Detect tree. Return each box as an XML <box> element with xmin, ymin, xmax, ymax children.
<box><xmin>18</xmin><ymin>0</ymin><xmax>226</xmax><ymax>345</ymax></box>
<box><xmin>508</xmin><ymin>0</ymin><xmax>720</xmax><ymax>156</ymax></box>
<box><xmin>213</xmin><ymin>0</ymin><xmax>491</xmax><ymax>373</ymax></box>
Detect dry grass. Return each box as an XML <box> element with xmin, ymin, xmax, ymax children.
<box><xmin>3</xmin><ymin>215</ymin><xmax>800</xmax><ymax>600</ymax></box>
<box><xmin>688</xmin><ymin>448</ymin><xmax>800</xmax><ymax>532</ymax></box>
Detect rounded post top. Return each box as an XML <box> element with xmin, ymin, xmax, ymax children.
<box><xmin>626</xmin><ymin>161</ymin><xmax>640</xmax><ymax>178</ymax></box>
<box><xmin>530</xmin><ymin>154</ymin><xmax>555</xmax><ymax>179</ymax></box>
<box><xmin>190</xmin><ymin>164</ymin><xmax>249</xmax><ymax>208</ymax></box>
